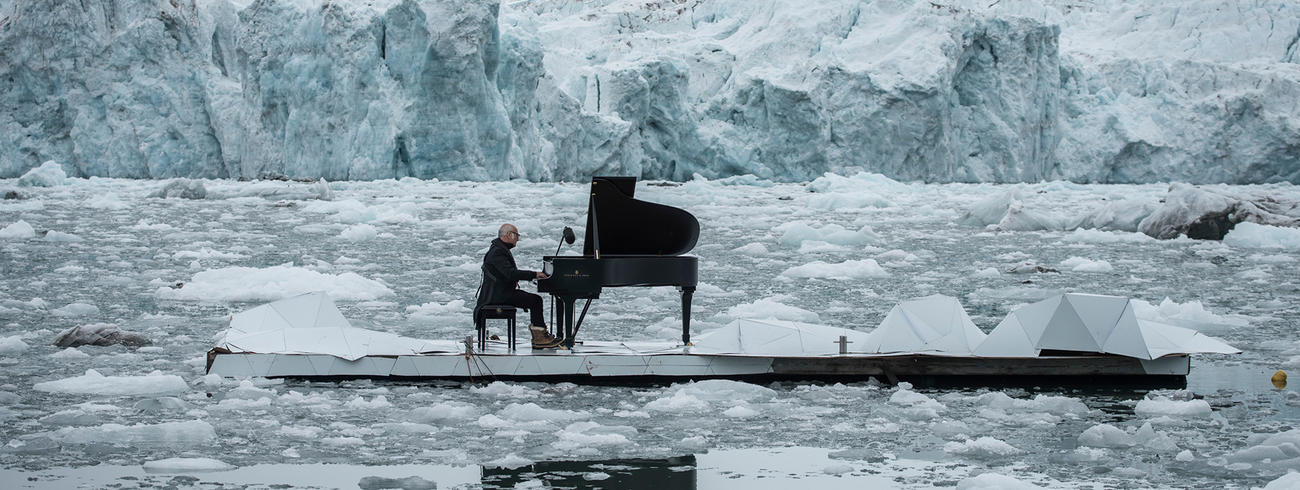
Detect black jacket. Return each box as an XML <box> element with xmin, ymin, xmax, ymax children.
<box><xmin>476</xmin><ymin>238</ymin><xmax>537</xmax><ymax>309</ymax></box>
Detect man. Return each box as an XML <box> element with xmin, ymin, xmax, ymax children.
<box><xmin>476</xmin><ymin>223</ymin><xmax>562</xmax><ymax>349</ymax></box>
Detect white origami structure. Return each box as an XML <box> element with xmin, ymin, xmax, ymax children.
<box><xmin>973</xmin><ymin>293</ymin><xmax>1240</xmax><ymax>359</ymax></box>
<box><xmin>861</xmin><ymin>294</ymin><xmax>988</xmax><ymax>354</ymax></box>
<box><xmin>692</xmin><ymin>318</ymin><xmax>871</xmax><ymax>356</ymax></box>
<box><xmin>217</xmin><ymin>292</ymin><xmax>445</xmax><ymax>361</ymax></box>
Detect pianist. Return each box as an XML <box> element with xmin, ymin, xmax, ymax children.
<box><xmin>476</xmin><ymin>224</ymin><xmax>562</xmax><ymax>349</ymax></box>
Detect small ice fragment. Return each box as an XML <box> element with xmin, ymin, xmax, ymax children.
<box><xmin>822</xmin><ymin>463</ymin><xmax>854</xmax><ymax>475</ymax></box>
<box><xmin>0</xmin><ymin>336</ymin><xmax>29</xmax><ymax>355</ymax></box>
<box><xmin>142</xmin><ymin>457</ymin><xmax>235</xmax><ymax>473</ymax></box>
<box><xmin>0</xmin><ymin>220</ymin><xmax>36</xmax><ymax>239</ymax></box>
<box><xmin>1077</xmin><ymin>423</ymin><xmax>1136</xmax><ymax>448</ymax></box>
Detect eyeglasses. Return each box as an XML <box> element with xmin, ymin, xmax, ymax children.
<box><xmin>507</xmin><ymin>231</ymin><xmax>520</xmax><ymax>237</ymax></box>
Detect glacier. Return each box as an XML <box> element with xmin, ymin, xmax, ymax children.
<box><xmin>0</xmin><ymin>0</ymin><xmax>1297</xmax><ymax>182</ymax></box>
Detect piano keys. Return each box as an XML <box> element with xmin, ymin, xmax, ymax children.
<box><xmin>537</xmin><ymin>177</ymin><xmax>700</xmax><ymax>348</ymax></box>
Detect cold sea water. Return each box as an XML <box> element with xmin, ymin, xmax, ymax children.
<box><xmin>1</xmin><ymin>175</ymin><xmax>1298</xmax><ymax>488</ymax></box>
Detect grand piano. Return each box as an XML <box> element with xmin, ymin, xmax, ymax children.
<box><xmin>537</xmin><ymin>176</ymin><xmax>700</xmax><ymax>348</ymax></box>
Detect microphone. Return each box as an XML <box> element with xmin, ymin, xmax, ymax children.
<box><xmin>554</xmin><ymin>226</ymin><xmax>576</xmax><ymax>256</ymax></box>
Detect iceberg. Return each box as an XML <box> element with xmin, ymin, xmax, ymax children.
<box><xmin>0</xmin><ymin>0</ymin><xmax>1295</xmax><ymax>183</ymax></box>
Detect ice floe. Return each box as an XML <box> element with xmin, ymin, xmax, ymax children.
<box><xmin>33</xmin><ymin>369</ymin><xmax>188</xmax><ymax>396</ymax></box>
<box><xmin>157</xmin><ymin>265</ymin><xmax>393</xmax><ymax>302</ymax></box>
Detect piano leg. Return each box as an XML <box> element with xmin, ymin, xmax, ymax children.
<box><xmin>679</xmin><ymin>286</ymin><xmax>695</xmax><ymax>346</ymax></box>
<box><xmin>559</xmin><ymin>297</ymin><xmax>573</xmax><ymax>347</ymax></box>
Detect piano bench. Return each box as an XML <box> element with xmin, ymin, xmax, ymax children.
<box><xmin>476</xmin><ymin>305</ymin><xmax>517</xmax><ymax>352</ymax></box>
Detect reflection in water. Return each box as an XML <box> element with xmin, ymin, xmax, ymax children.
<box><xmin>481</xmin><ymin>455</ymin><xmax>696</xmax><ymax>489</ymax></box>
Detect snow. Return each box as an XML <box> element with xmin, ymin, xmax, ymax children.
<box><xmin>142</xmin><ymin>457</ymin><xmax>235</xmax><ymax>473</ymax></box>
<box><xmin>1225</xmin><ymin>222</ymin><xmax>1300</xmax><ymax>252</ymax></box>
<box><xmin>33</xmin><ymin>369</ymin><xmax>188</xmax><ymax>396</ymax></box>
<box><xmin>0</xmin><ymin>220</ymin><xmax>35</xmax><ymax>239</ymax></box>
<box><xmin>156</xmin><ymin>264</ymin><xmax>393</xmax><ymax>302</ymax></box>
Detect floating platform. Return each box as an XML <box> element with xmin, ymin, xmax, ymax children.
<box><xmin>206</xmin><ymin>338</ymin><xmax>1193</xmax><ymax>386</ymax></box>
<box><xmin>205</xmin><ymin>292</ymin><xmax>1234</xmax><ymax>387</ymax></box>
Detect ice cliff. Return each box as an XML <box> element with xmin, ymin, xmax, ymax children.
<box><xmin>0</xmin><ymin>0</ymin><xmax>1296</xmax><ymax>182</ymax></box>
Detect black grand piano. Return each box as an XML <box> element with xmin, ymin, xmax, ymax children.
<box><xmin>537</xmin><ymin>176</ymin><xmax>699</xmax><ymax>348</ymax></box>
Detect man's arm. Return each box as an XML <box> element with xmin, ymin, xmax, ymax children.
<box><xmin>486</xmin><ymin>247</ymin><xmax>537</xmax><ymax>282</ymax></box>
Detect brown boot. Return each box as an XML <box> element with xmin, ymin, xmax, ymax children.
<box><xmin>530</xmin><ymin>326</ymin><xmax>562</xmax><ymax>349</ymax></box>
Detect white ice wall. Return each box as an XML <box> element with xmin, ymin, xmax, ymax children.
<box><xmin>0</xmin><ymin>0</ymin><xmax>1296</xmax><ymax>182</ymax></box>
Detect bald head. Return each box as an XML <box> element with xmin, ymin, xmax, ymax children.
<box><xmin>498</xmin><ymin>223</ymin><xmax>519</xmax><ymax>245</ymax></box>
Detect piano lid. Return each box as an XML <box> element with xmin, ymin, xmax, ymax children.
<box><xmin>582</xmin><ymin>176</ymin><xmax>700</xmax><ymax>257</ymax></box>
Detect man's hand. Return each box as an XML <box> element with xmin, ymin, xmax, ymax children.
<box><xmin>536</xmin><ymin>271</ymin><xmax>548</xmax><ymax>279</ymax></box>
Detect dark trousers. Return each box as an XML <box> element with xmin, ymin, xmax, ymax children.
<box><xmin>503</xmin><ymin>289</ymin><xmax>546</xmax><ymax>329</ymax></box>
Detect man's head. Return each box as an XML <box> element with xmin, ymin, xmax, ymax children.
<box><xmin>498</xmin><ymin>223</ymin><xmax>520</xmax><ymax>245</ymax></box>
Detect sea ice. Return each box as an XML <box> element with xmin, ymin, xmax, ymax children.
<box><xmin>149</xmin><ymin>179</ymin><xmax>208</xmax><ymax>199</ymax></box>
<box><xmin>33</xmin><ymin>369</ymin><xmax>188</xmax><ymax>396</ymax></box>
<box><xmin>53</xmin><ymin>324</ymin><xmax>151</xmax><ymax>347</ymax></box>
<box><xmin>550</xmin><ymin>421</ymin><xmax>635</xmax><ymax>452</ymax></box>
<box><xmin>48</xmin><ymin>420</ymin><xmax>216</xmax><ymax>445</ymax></box>
<box><xmin>405</xmin><ymin>300</ymin><xmax>470</xmax><ymax>321</ymax></box>
<box><xmin>339</xmin><ymin>224</ymin><xmax>378</xmax><ymax>241</ymax></box>
<box><xmin>345</xmin><ymin>395</ymin><xmax>392</xmax><ymax>409</ymax></box>
<box><xmin>1130</xmin><ymin>298</ymin><xmax>1249</xmax><ymax>330</ymax></box>
<box><xmin>16</xmin><ymin>161</ymin><xmax>66</xmax><ymax>187</ymax></box>
<box><xmin>1264</xmin><ymin>472</ymin><xmax>1300</xmax><ymax>489</ymax></box>
<box><xmin>644</xmin><ymin>391</ymin><xmax>709</xmax><ymax>413</ymax></box>
<box><xmin>49</xmin><ymin>347</ymin><xmax>90</xmax><ymax>360</ymax></box>
<box><xmin>51</xmin><ymin>303</ymin><xmax>100</xmax><ymax>317</ymax></box>
<box><xmin>776</xmin><ymin>221</ymin><xmax>878</xmax><ymax>248</ymax></box>
<box><xmin>497</xmin><ymin>402</ymin><xmax>588</xmax><ymax>423</ymax></box>
<box><xmin>142</xmin><ymin>457</ymin><xmax>235</xmax><ymax>473</ymax></box>
<box><xmin>781</xmin><ymin>259</ymin><xmax>889</xmax><ymax>280</ymax></box>
<box><xmin>409</xmin><ymin>402</ymin><xmax>479</xmax><ymax>423</ymax></box>
<box><xmin>1135</xmin><ymin>397</ymin><xmax>1212</xmax><ymax>417</ymax></box>
<box><xmin>957</xmin><ymin>472</ymin><xmax>1044</xmax><ymax>489</ymax></box>
<box><xmin>722</xmin><ymin>405</ymin><xmax>760</xmax><ymax>418</ymax></box>
<box><xmin>1224</xmin><ymin>222</ymin><xmax>1300</xmax><ymax>252</ymax></box>
<box><xmin>0</xmin><ymin>335</ymin><xmax>28</xmax><ymax>355</ymax></box>
<box><xmin>722</xmin><ymin>295</ymin><xmax>821</xmax><ymax>323</ymax></box>
<box><xmin>944</xmin><ymin>437</ymin><xmax>1024</xmax><ymax>457</ymax></box>
<box><xmin>470</xmin><ymin>381</ymin><xmax>539</xmax><ymax>399</ymax></box>
<box><xmin>0</xmin><ymin>220</ymin><xmax>35</xmax><ymax>239</ymax></box>
<box><xmin>157</xmin><ymin>264</ymin><xmax>393</xmax><ymax>302</ymax></box>
<box><xmin>1077</xmin><ymin>423</ymin><xmax>1136</xmax><ymax>448</ymax></box>
<box><xmin>1061</xmin><ymin>256</ymin><xmax>1114</xmax><ymax>272</ymax></box>
<box><xmin>485</xmin><ymin>453</ymin><xmax>533</xmax><ymax>469</ymax></box>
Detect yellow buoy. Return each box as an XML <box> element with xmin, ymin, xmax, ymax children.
<box><xmin>1272</xmin><ymin>370</ymin><xmax>1288</xmax><ymax>389</ymax></box>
